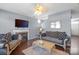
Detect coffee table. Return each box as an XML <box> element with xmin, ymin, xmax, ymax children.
<box><xmin>32</xmin><ymin>40</ymin><xmax>55</xmax><ymax>53</ymax></box>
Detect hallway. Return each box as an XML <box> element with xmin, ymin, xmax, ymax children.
<box><xmin>71</xmin><ymin>36</ymin><xmax>79</xmax><ymax>55</ymax></box>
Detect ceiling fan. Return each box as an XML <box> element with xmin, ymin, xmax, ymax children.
<box><xmin>34</xmin><ymin>4</ymin><xmax>47</xmax><ymax>16</ymax></box>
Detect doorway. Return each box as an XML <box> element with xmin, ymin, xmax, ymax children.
<box><xmin>71</xmin><ymin>18</ymin><xmax>79</xmax><ymax>54</ymax></box>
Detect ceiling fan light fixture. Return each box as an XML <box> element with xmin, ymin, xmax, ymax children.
<box><xmin>34</xmin><ymin>4</ymin><xmax>47</xmax><ymax>15</ymax></box>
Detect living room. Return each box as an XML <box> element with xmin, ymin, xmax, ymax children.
<box><xmin>0</xmin><ymin>3</ymin><xmax>79</xmax><ymax>55</ymax></box>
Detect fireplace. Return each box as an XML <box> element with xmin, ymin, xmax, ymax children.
<box><xmin>17</xmin><ymin>32</ymin><xmax>28</xmax><ymax>40</ymax></box>
<box><xmin>13</xmin><ymin>29</ymin><xmax>29</xmax><ymax>40</ymax></box>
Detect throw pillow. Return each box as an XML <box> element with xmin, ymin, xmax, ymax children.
<box><xmin>58</xmin><ymin>32</ymin><xmax>67</xmax><ymax>40</ymax></box>
<box><xmin>5</xmin><ymin>32</ymin><xmax>12</xmax><ymax>42</ymax></box>
<box><xmin>12</xmin><ymin>34</ymin><xmax>18</xmax><ymax>40</ymax></box>
<box><xmin>0</xmin><ymin>34</ymin><xmax>6</xmax><ymax>42</ymax></box>
<box><xmin>41</xmin><ymin>33</ymin><xmax>46</xmax><ymax>37</ymax></box>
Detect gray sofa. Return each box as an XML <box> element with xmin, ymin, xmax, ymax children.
<box><xmin>0</xmin><ymin>33</ymin><xmax>21</xmax><ymax>55</ymax></box>
<box><xmin>42</xmin><ymin>31</ymin><xmax>69</xmax><ymax>50</ymax></box>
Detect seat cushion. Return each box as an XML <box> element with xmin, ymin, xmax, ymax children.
<box><xmin>43</xmin><ymin>37</ymin><xmax>63</xmax><ymax>44</ymax></box>
<box><xmin>0</xmin><ymin>43</ymin><xmax>5</xmax><ymax>48</ymax></box>
<box><xmin>0</xmin><ymin>48</ymin><xmax>6</xmax><ymax>55</ymax></box>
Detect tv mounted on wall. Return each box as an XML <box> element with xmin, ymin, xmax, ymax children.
<box><xmin>15</xmin><ymin>19</ymin><xmax>29</xmax><ymax>28</ymax></box>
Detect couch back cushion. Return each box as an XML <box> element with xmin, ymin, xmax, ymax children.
<box><xmin>46</xmin><ymin>31</ymin><xmax>58</xmax><ymax>38</ymax></box>
<box><xmin>12</xmin><ymin>34</ymin><xmax>18</xmax><ymax>40</ymax></box>
<box><xmin>5</xmin><ymin>32</ymin><xmax>12</xmax><ymax>42</ymax></box>
<box><xmin>57</xmin><ymin>32</ymin><xmax>67</xmax><ymax>40</ymax></box>
<box><xmin>0</xmin><ymin>34</ymin><xmax>6</xmax><ymax>42</ymax></box>
<box><xmin>46</xmin><ymin>31</ymin><xmax>67</xmax><ymax>40</ymax></box>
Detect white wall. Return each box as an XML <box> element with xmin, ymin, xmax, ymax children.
<box><xmin>0</xmin><ymin>9</ymin><xmax>72</xmax><ymax>40</ymax></box>
<box><xmin>71</xmin><ymin>21</ymin><xmax>79</xmax><ymax>36</ymax></box>
<box><xmin>71</xmin><ymin>11</ymin><xmax>79</xmax><ymax>36</ymax></box>
<box><xmin>43</xmin><ymin>10</ymin><xmax>71</xmax><ymax>36</ymax></box>
<box><xmin>29</xmin><ymin>18</ymin><xmax>39</xmax><ymax>39</ymax></box>
<box><xmin>0</xmin><ymin>9</ymin><xmax>36</xmax><ymax>40</ymax></box>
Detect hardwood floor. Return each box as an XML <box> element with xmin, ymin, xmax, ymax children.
<box><xmin>71</xmin><ymin>36</ymin><xmax>79</xmax><ymax>55</ymax></box>
<box><xmin>11</xmin><ymin>39</ymin><xmax>70</xmax><ymax>55</ymax></box>
<box><xmin>11</xmin><ymin>39</ymin><xmax>36</xmax><ymax>55</ymax></box>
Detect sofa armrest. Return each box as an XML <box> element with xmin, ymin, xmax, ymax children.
<box><xmin>63</xmin><ymin>38</ymin><xmax>69</xmax><ymax>49</ymax></box>
<box><xmin>0</xmin><ymin>41</ymin><xmax>10</xmax><ymax>54</ymax></box>
<box><xmin>5</xmin><ymin>43</ymin><xmax>10</xmax><ymax>55</ymax></box>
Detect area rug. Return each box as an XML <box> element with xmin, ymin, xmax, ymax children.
<box><xmin>22</xmin><ymin>45</ymin><xmax>68</xmax><ymax>55</ymax></box>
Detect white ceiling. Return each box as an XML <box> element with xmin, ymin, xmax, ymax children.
<box><xmin>0</xmin><ymin>3</ymin><xmax>79</xmax><ymax>18</ymax></box>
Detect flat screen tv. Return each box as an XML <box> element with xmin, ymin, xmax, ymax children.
<box><xmin>15</xmin><ymin>19</ymin><xmax>29</xmax><ymax>28</ymax></box>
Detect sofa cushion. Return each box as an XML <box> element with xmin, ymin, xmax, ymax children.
<box><xmin>0</xmin><ymin>48</ymin><xmax>6</xmax><ymax>55</ymax></box>
<box><xmin>0</xmin><ymin>34</ymin><xmax>6</xmax><ymax>42</ymax></box>
<box><xmin>43</xmin><ymin>37</ymin><xmax>63</xmax><ymax>44</ymax></box>
<box><xmin>41</xmin><ymin>33</ymin><xmax>46</xmax><ymax>37</ymax></box>
<box><xmin>0</xmin><ymin>43</ymin><xmax>5</xmax><ymax>48</ymax></box>
<box><xmin>46</xmin><ymin>31</ymin><xmax>58</xmax><ymax>38</ymax></box>
<box><xmin>0</xmin><ymin>34</ymin><xmax>5</xmax><ymax>39</ymax></box>
<box><xmin>5</xmin><ymin>32</ymin><xmax>12</xmax><ymax>42</ymax></box>
<box><xmin>12</xmin><ymin>34</ymin><xmax>18</xmax><ymax>40</ymax></box>
<box><xmin>57</xmin><ymin>32</ymin><xmax>67</xmax><ymax>40</ymax></box>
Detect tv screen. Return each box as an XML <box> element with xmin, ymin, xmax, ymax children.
<box><xmin>15</xmin><ymin>19</ymin><xmax>28</xmax><ymax>28</ymax></box>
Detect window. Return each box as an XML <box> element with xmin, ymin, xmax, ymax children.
<box><xmin>50</xmin><ymin>23</ymin><xmax>56</xmax><ymax>28</ymax></box>
<box><xmin>50</xmin><ymin>21</ymin><xmax>61</xmax><ymax>29</ymax></box>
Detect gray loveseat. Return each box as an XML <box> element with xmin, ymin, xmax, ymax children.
<box><xmin>0</xmin><ymin>33</ymin><xmax>21</xmax><ymax>55</ymax></box>
<box><xmin>42</xmin><ymin>31</ymin><xmax>69</xmax><ymax>50</ymax></box>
